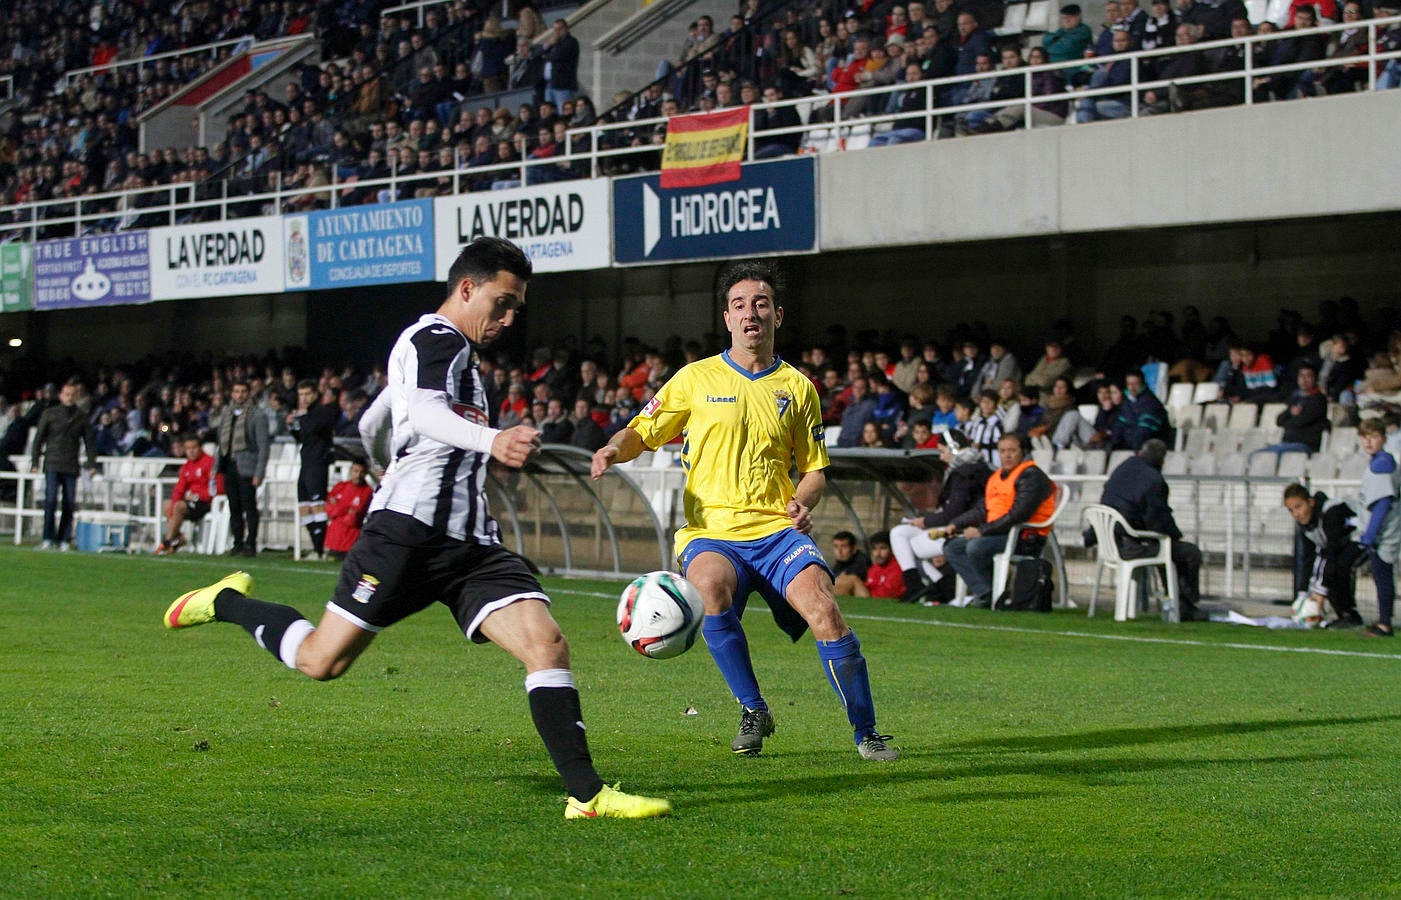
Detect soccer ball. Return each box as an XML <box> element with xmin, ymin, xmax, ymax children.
<box><xmin>617</xmin><ymin>571</ymin><xmax>705</xmax><ymax>659</ymax></box>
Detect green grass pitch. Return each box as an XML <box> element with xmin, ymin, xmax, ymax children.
<box><xmin>3</xmin><ymin>546</ymin><xmax>1401</xmax><ymax>897</ymax></box>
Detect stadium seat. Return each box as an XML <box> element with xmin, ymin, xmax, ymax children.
<box><xmin>1182</xmin><ymin>428</ymin><xmax>1212</xmax><ymax>458</ymax></box>
<box><xmin>1192</xmin><ymin>383</ymin><xmax>1221</xmax><ymax>404</ymax></box>
<box><xmin>996</xmin><ymin>2</ymin><xmax>1029</xmax><ymax>35</ymax></box>
<box><xmin>1166</xmin><ymin>383</ymin><xmax>1195</xmax><ymax>410</ymax></box>
<box><xmin>1258</xmin><ymin>402</ymin><xmax>1288</xmax><ymax>428</ymax></box>
<box><xmin>1328</xmin><ymin>426</ymin><xmax>1358</xmax><ymax>457</ymax></box>
<box><xmin>1082</xmin><ymin>504</ymin><xmax>1180</xmax><ymax>622</ymax></box>
<box><xmin>1227</xmin><ymin>403</ymin><xmax>1259</xmax><ymax>431</ymax></box>
<box><xmin>1077</xmin><ymin>403</ymin><xmax>1097</xmax><ymax>424</ymax></box>
<box><xmin>1080</xmin><ymin>449</ymin><xmax>1107</xmax><ymax>475</ymax></box>
<box><xmin>1277</xmin><ymin>451</ymin><xmax>1308</xmax><ymax>479</ymax></box>
<box><xmin>1171</xmin><ymin>403</ymin><xmax>1202</xmax><ymax>430</ymax></box>
<box><xmin>1024</xmin><ymin>0</ymin><xmax>1054</xmax><ymax>30</ymax></box>
<box><xmin>1218</xmin><ymin>453</ymin><xmax>1247</xmax><ymax>477</ymax></box>
<box><xmin>1106</xmin><ymin>449</ymin><xmax>1133</xmax><ymax>474</ymax></box>
<box><xmin>196</xmin><ymin>495</ymin><xmax>231</xmax><ymax>555</ymax></box>
<box><xmin>1338</xmin><ymin>454</ymin><xmax>1368</xmax><ymax>480</ymax></box>
<box><xmin>1238</xmin><ymin>431</ymin><xmax>1271</xmax><ymax>455</ymax></box>
<box><xmin>1201</xmin><ymin>404</ymin><xmax>1229</xmax><ymax>432</ymax></box>
<box><xmin>1162</xmin><ymin>451</ymin><xmax>1189</xmax><ymax>475</ymax></box>
<box><xmin>1247</xmin><ymin>452</ymin><xmax>1277</xmax><ymax>477</ymax></box>
<box><xmin>1305</xmin><ymin>454</ymin><xmax>1338</xmax><ymax>480</ymax></box>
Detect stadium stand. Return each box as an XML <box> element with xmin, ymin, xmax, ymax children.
<box><xmin>0</xmin><ymin>0</ymin><xmax>1398</xmax><ymax>234</ymax></box>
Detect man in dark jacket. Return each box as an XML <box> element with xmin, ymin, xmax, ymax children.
<box><xmin>1250</xmin><ymin>362</ymin><xmax>1329</xmax><ymax>457</ymax></box>
<box><xmin>942</xmin><ymin>433</ymin><xmax>1057</xmax><ymax>606</ymax></box>
<box><xmin>888</xmin><ymin>441</ymin><xmax>992</xmax><ymax>602</ymax></box>
<box><xmin>290</xmin><ymin>379</ymin><xmax>338</xmax><ymax>560</ymax></box>
<box><xmin>30</xmin><ymin>381</ymin><xmax>98</xmax><ymax>550</ymax></box>
<box><xmin>542</xmin><ymin>18</ymin><xmax>581</xmax><ymax>109</ymax></box>
<box><xmin>753</xmin><ymin>83</ymin><xmax>804</xmax><ymax>158</ymax></box>
<box><xmin>1110</xmin><ymin>369</ymin><xmax>1171</xmax><ymax>450</ymax></box>
<box><xmin>1284</xmin><ymin>483</ymin><xmax>1365</xmax><ymax>628</ymax></box>
<box><xmin>1099</xmin><ymin>439</ymin><xmax>1205</xmax><ymax>619</ymax></box>
<box><xmin>216</xmin><ymin>380</ymin><xmax>271</xmax><ymax>556</ymax></box>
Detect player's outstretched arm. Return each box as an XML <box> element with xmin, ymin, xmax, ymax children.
<box><xmin>492</xmin><ymin>424</ymin><xmax>542</xmax><ymax>468</ymax></box>
<box><xmin>591</xmin><ymin>427</ymin><xmax>644</xmax><ymax>479</ymax></box>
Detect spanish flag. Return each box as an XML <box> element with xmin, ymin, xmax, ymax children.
<box><xmin>660</xmin><ymin>106</ymin><xmax>749</xmax><ymax>189</ymax></box>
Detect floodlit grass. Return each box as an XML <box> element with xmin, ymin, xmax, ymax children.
<box><xmin>4</xmin><ymin>545</ymin><xmax>1401</xmax><ymax>897</ymax></box>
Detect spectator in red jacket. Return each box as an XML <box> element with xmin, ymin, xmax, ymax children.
<box><xmin>156</xmin><ymin>434</ymin><xmax>223</xmax><ymax>554</ymax></box>
<box><xmin>324</xmin><ymin>461</ymin><xmax>374</xmax><ymax>559</ymax></box>
<box><xmin>864</xmin><ymin>530</ymin><xmax>906</xmax><ymax>598</ymax></box>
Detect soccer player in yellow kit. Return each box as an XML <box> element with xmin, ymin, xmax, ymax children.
<box><xmin>591</xmin><ymin>260</ymin><xmax>897</xmax><ymax>761</ymax></box>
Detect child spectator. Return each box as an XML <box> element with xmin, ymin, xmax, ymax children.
<box><xmin>1359</xmin><ymin>419</ymin><xmax>1401</xmax><ymax>637</ymax></box>
<box><xmin>324</xmin><ymin>461</ymin><xmax>374</xmax><ymax>559</ymax></box>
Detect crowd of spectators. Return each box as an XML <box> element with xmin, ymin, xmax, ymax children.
<box><xmin>3</xmin><ymin>0</ymin><xmax>1398</xmax><ymax>234</ymax></box>
<box><xmin>2</xmin><ymin>296</ymin><xmax>1398</xmax><ymax>482</ymax></box>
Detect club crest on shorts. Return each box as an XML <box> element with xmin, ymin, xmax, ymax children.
<box><xmin>772</xmin><ymin>389</ymin><xmax>791</xmax><ymax>418</ymax></box>
<box><xmin>351</xmin><ymin>574</ymin><xmax>380</xmax><ymax>604</ymax></box>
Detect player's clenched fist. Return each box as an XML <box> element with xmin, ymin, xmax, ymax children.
<box><xmin>590</xmin><ymin>444</ymin><xmax>618</xmax><ymax>480</ymax></box>
<box><xmin>492</xmin><ymin>425</ymin><xmax>541</xmax><ymax>467</ymax></box>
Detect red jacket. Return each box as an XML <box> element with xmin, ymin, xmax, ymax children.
<box><xmin>325</xmin><ymin>480</ymin><xmax>374</xmax><ymax>553</ymax></box>
<box><xmin>865</xmin><ymin>557</ymin><xmax>904</xmax><ymax>599</ymax></box>
<box><xmin>172</xmin><ymin>452</ymin><xmax>222</xmax><ymax>503</ymax></box>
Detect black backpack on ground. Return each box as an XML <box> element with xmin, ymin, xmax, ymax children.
<box><xmin>994</xmin><ymin>557</ymin><xmax>1054</xmax><ymax>612</ymax></box>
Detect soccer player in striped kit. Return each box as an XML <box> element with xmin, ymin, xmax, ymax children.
<box><xmin>165</xmin><ymin>237</ymin><xmax>670</xmax><ymax>820</ymax></box>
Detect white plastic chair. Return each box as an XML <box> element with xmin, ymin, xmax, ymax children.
<box><xmin>1277</xmin><ymin>451</ymin><xmax>1308</xmax><ymax>479</ymax></box>
<box><xmin>953</xmin><ymin>483</ymin><xmax>1070</xmax><ymax>608</ymax></box>
<box><xmin>1192</xmin><ymin>382</ymin><xmax>1221</xmax><ymax>404</ymax></box>
<box><xmin>196</xmin><ymin>495</ymin><xmax>231</xmax><ymax>555</ymax></box>
<box><xmin>1258</xmin><ymin>402</ymin><xmax>1288</xmax><ymax>428</ymax></box>
<box><xmin>1166</xmin><ymin>383</ymin><xmax>1195</xmax><ymax>410</ymax></box>
<box><xmin>1082</xmin><ymin>504</ymin><xmax>1180</xmax><ymax>622</ymax></box>
<box><xmin>1227</xmin><ymin>403</ymin><xmax>1259</xmax><ymax>432</ymax></box>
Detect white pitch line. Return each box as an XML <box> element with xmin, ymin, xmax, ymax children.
<box><xmin>569</xmin><ymin>589</ymin><xmax>1401</xmax><ymax>661</ymax></box>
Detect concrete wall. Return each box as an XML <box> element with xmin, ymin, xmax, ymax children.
<box><xmin>584</xmin><ymin>0</ymin><xmax>710</xmax><ymax>110</ymax></box>
<box><xmin>822</xmin><ymin>90</ymin><xmax>1401</xmax><ymax>250</ymax></box>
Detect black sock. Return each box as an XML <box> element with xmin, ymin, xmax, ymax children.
<box><xmin>213</xmin><ymin>588</ymin><xmax>310</xmax><ymax>664</ymax></box>
<box><xmin>901</xmin><ymin>568</ymin><xmax>924</xmax><ymax>602</ymax></box>
<box><xmin>528</xmin><ymin>686</ymin><xmax>604</xmax><ymax>801</ymax></box>
<box><xmin>307</xmin><ymin>522</ymin><xmax>327</xmax><ymax>555</ymax></box>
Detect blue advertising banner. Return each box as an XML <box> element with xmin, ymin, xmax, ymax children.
<box><xmin>32</xmin><ymin>233</ymin><xmax>151</xmax><ymax>310</ymax></box>
<box><xmin>613</xmin><ymin>156</ymin><xmax>817</xmax><ymax>265</ymax></box>
<box><xmin>283</xmin><ymin>198</ymin><xmax>435</xmax><ymax>291</ymax></box>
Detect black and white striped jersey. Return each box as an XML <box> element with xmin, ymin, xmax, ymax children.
<box><xmin>369</xmin><ymin>313</ymin><xmax>501</xmax><ymax>544</ymax></box>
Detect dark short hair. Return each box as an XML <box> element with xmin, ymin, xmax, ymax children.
<box><xmin>869</xmin><ymin>529</ymin><xmax>892</xmax><ymax>547</ymax></box>
<box><xmin>446</xmin><ymin>237</ymin><xmax>532</xmax><ymax>296</ymax></box>
<box><xmin>180</xmin><ymin>433</ymin><xmax>201</xmax><ymax>444</ymax></box>
<box><xmin>717</xmin><ymin>259</ymin><xmax>784</xmax><ymax>307</ymax></box>
<box><xmin>833</xmin><ymin>530</ymin><xmax>858</xmax><ymax>545</ymax></box>
<box><xmin>1283</xmin><ymin>483</ymin><xmax>1311</xmax><ymax>503</ymax></box>
<box><xmin>296</xmin><ymin>378</ymin><xmax>317</xmax><ymax>391</ymax></box>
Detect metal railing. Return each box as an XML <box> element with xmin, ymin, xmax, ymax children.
<box><xmin>57</xmin><ymin>35</ymin><xmax>257</xmax><ymax>91</ymax></box>
<box><xmin>1</xmin><ymin>15</ymin><xmax>1396</xmax><ymax>237</ymax></box>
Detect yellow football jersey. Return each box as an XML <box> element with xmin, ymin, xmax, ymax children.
<box><xmin>629</xmin><ymin>351</ymin><xmax>830</xmax><ymax>555</ymax></box>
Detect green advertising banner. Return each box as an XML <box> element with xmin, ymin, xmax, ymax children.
<box><xmin>0</xmin><ymin>243</ymin><xmax>32</xmax><ymax>312</ymax></box>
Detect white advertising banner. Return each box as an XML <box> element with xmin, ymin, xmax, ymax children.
<box><xmin>149</xmin><ymin>217</ymin><xmax>285</xmax><ymax>300</ymax></box>
<box><xmin>433</xmin><ymin>179</ymin><xmax>611</xmax><ymax>277</ymax></box>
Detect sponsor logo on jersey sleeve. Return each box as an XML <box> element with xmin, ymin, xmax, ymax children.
<box><xmin>641</xmin><ymin>396</ymin><xmax>661</xmax><ymax>417</ymax></box>
<box><xmin>351</xmin><ymin>574</ymin><xmax>380</xmax><ymax>604</ymax></box>
<box><xmin>450</xmin><ymin>402</ymin><xmax>490</xmax><ymax>425</ymax></box>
